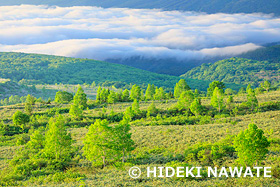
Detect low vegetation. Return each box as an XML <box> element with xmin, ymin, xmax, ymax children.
<box><xmin>0</xmin><ymin>79</ymin><xmax>278</xmax><ymax>186</ymax></box>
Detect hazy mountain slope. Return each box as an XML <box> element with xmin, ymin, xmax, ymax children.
<box><xmin>239</xmin><ymin>44</ymin><xmax>280</xmax><ymax>63</ymax></box>
<box><xmin>181</xmin><ymin>57</ymin><xmax>280</xmax><ymax>87</ymax></box>
<box><xmin>0</xmin><ymin>0</ymin><xmax>280</xmax><ymax>15</ymax></box>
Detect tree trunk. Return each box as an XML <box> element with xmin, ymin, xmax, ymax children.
<box><xmin>102</xmin><ymin>156</ymin><xmax>106</xmax><ymax>168</ymax></box>
<box><xmin>122</xmin><ymin>148</ymin><xmax>125</xmax><ymax>163</ymax></box>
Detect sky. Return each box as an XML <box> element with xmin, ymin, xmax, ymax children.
<box><xmin>0</xmin><ymin>5</ymin><xmax>280</xmax><ymax>61</ymax></box>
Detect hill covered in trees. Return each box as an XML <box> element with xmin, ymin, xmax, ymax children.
<box><xmin>181</xmin><ymin>57</ymin><xmax>280</xmax><ymax>87</ymax></box>
<box><xmin>1</xmin><ymin>0</ymin><xmax>280</xmax><ymax>15</ymax></box>
<box><xmin>0</xmin><ymin>52</ymin><xmax>235</xmax><ymax>91</ymax></box>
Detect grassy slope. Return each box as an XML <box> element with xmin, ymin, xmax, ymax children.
<box><xmin>0</xmin><ymin>90</ymin><xmax>279</xmax><ymax>186</ymax></box>
<box><xmin>181</xmin><ymin>57</ymin><xmax>280</xmax><ymax>87</ymax></box>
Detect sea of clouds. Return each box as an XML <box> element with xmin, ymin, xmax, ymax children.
<box><xmin>0</xmin><ymin>5</ymin><xmax>280</xmax><ymax>61</ymax></box>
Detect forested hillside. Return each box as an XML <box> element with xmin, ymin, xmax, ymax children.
<box><xmin>1</xmin><ymin>0</ymin><xmax>280</xmax><ymax>15</ymax></box>
<box><xmin>0</xmin><ymin>52</ymin><xmax>235</xmax><ymax>91</ymax></box>
<box><xmin>181</xmin><ymin>57</ymin><xmax>280</xmax><ymax>87</ymax></box>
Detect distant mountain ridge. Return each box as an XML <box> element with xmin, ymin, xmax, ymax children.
<box><xmin>0</xmin><ymin>52</ymin><xmax>244</xmax><ymax>91</ymax></box>
<box><xmin>0</xmin><ymin>0</ymin><xmax>280</xmax><ymax>15</ymax></box>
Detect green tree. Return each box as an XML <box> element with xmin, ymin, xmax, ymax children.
<box><xmin>107</xmin><ymin>91</ymin><xmax>117</xmax><ymax>104</ymax></box>
<box><xmin>194</xmin><ymin>89</ymin><xmax>200</xmax><ymax>98</ymax></box>
<box><xmin>247</xmin><ymin>88</ymin><xmax>258</xmax><ymax>111</ymax></box>
<box><xmin>238</xmin><ymin>87</ymin><xmax>246</xmax><ymax>95</ymax></box>
<box><xmin>234</xmin><ymin>123</ymin><xmax>270</xmax><ymax>167</ymax></box>
<box><xmin>177</xmin><ymin>90</ymin><xmax>194</xmax><ymax>111</ymax></box>
<box><xmin>73</xmin><ymin>86</ymin><xmax>87</xmax><ymax>109</ymax></box>
<box><xmin>83</xmin><ymin>119</ymin><xmax>118</xmax><ymax>167</ymax></box>
<box><xmin>174</xmin><ymin>79</ymin><xmax>190</xmax><ymax>98</ymax></box>
<box><xmin>132</xmin><ymin>99</ymin><xmax>140</xmax><ymax>114</ymax></box>
<box><xmin>12</xmin><ymin>111</ymin><xmax>30</xmax><ymax>129</ymax></box>
<box><xmin>26</xmin><ymin>127</ymin><xmax>45</xmax><ymax>150</ymax></box>
<box><xmin>262</xmin><ymin>80</ymin><xmax>271</xmax><ymax>92</ymax></box>
<box><xmin>26</xmin><ymin>94</ymin><xmax>35</xmax><ymax>105</ymax></box>
<box><xmin>3</xmin><ymin>98</ymin><xmax>8</xmax><ymax>106</ymax></box>
<box><xmin>44</xmin><ymin>115</ymin><xmax>73</xmax><ymax>161</ymax></box>
<box><xmin>69</xmin><ymin>102</ymin><xmax>83</xmax><ymax>119</ymax></box>
<box><xmin>114</xmin><ymin>118</ymin><xmax>135</xmax><ymax>163</ymax></box>
<box><xmin>225</xmin><ymin>88</ymin><xmax>234</xmax><ymax>95</ymax></box>
<box><xmin>145</xmin><ymin>84</ymin><xmax>155</xmax><ymax>100</ymax></box>
<box><xmin>246</xmin><ymin>84</ymin><xmax>252</xmax><ymax>93</ymax></box>
<box><xmin>154</xmin><ymin>87</ymin><xmax>165</xmax><ymax>100</ymax></box>
<box><xmin>25</xmin><ymin>94</ymin><xmax>35</xmax><ymax>115</ymax></box>
<box><xmin>130</xmin><ymin>85</ymin><xmax>141</xmax><ymax>100</ymax></box>
<box><xmin>55</xmin><ymin>91</ymin><xmax>73</xmax><ymax>104</ymax></box>
<box><xmin>147</xmin><ymin>101</ymin><xmax>158</xmax><ymax>117</ymax></box>
<box><xmin>100</xmin><ymin>88</ymin><xmax>110</xmax><ymax>103</ymax></box>
<box><xmin>122</xmin><ymin>89</ymin><xmax>130</xmax><ymax>102</ymax></box>
<box><xmin>91</xmin><ymin>81</ymin><xmax>96</xmax><ymax>89</ymax></box>
<box><xmin>211</xmin><ymin>87</ymin><xmax>224</xmax><ymax>113</ymax></box>
<box><xmin>226</xmin><ymin>95</ymin><xmax>234</xmax><ymax>111</ymax></box>
<box><xmin>207</xmin><ymin>81</ymin><xmax>225</xmax><ymax>97</ymax></box>
<box><xmin>96</xmin><ymin>86</ymin><xmax>102</xmax><ymax>103</ymax></box>
<box><xmin>123</xmin><ymin>106</ymin><xmax>134</xmax><ymax>121</ymax></box>
<box><xmin>190</xmin><ymin>98</ymin><xmax>203</xmax><ymax>116</ymax></box>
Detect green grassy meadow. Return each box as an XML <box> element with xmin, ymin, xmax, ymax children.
<box><xmin>0</xmin><ymin>87</ymin><xmax>279</xmax><ymax>186</ymax></box>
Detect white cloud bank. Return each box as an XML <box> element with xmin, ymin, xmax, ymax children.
<box><xmin>0</xmin><ymin>5</ymin><xmax>280</xmax><ymax>61</ymax></box>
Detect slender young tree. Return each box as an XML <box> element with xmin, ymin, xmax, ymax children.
<box><xmin>122</xmin><ymin>89</ymin><xmax>130</xmax><ymax>102</ymax></box>
<box><xmin>262</xmin><ymin>80</ymin><xmax>271</xmax><ymax>92</ymax></box>
<box><xmin>83</xmin><ymin>119</ymin><xmax>118</xmax><ymax>167</ymax></box>
<box><xmin>25</xmin><ymin>94</ymin><xmax>35</xmax><ymax>115</ymax></box>
<box><xmin>226</xmin><ymin>95</ymin><xmax>234</xmax><ymax>111</ymax></box>
<box><xmin>69</xmin><ymin>101</ymin><xmax>83</xmax><ymax>119</ymax></box>
<box><xmin>114</xmin><ymin>118</ymin><xmax>135</xmax><ymax>163</ymax></box>
<box><xmin>211</xmin><ymin>87</ymin><xmax>224</xmax><ymax>113</ymax></box>
<box><xmin>132</xmin><ymin>99</ymin><xmax>141</xmax><ymax>114</ymax></box>
<box><xmin>96</xmin><ymin>86</ymin><xmax>102</xmax><ymax>103</ymax></box>
<box><xmin>130</xmin><ymin>85</ymin><xmax>141</xmax><ymax>100</ymax></box>
<box><xmin>145</xmin><ymin>84</ymin><xmax>156</xmax><ymax>100</ymax></box>
<box><xmin>247</xmin><ymin>88</ymin><xmax>258</xmax><ymax>111</ymax></box>
<box><xmin>154</xmin><ymin>87</ymin><xmax>166</xmax><ymax>100</ymax></box>
<box><xmin>73</xmin><ymin>86</ymin><xmax>87</xmax><ymax>109</ymax></box>
<box><xmin>44</xmin><ymin>115</ymin><xmax>73</xmax><ymax>161</ymax></box>
<box><xmin>107</xmin><ymin>91</ymin><xmax>117</xmax><ymax>104</ymax></box>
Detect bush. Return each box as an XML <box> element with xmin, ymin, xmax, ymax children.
<box><xmin>12</xmin><ymin>111</ymin><xmax>30</xmax><ymax>128</ymax></box>
<box><xmin>54</xmin><ymin>91</ymin><xmax>73</xmax><ymax>104</ymax></box>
